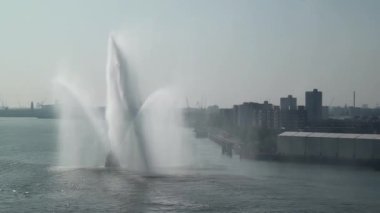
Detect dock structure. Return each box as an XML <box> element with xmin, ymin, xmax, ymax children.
<box><xmin>277</xmin><ymin>132</ymin><xmax>380</xmax><ymax>163</ymax></box>
<box><xmin>208</xmin><ymin>133</ymin><xmax>240</xmax><ymax>156</ymax></box>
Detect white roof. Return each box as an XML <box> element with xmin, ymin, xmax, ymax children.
<box><xmin>279</xmin><ymin>132</ymin><xmax>380</xmax><ymax>140</ymax></box>
<box><xmin>279</xmin><ymin>132</ymin><xmax>298</xmax><ymax>136</ymax></box>
<box><xmin>279</xmin><ymin>132</ymin><xmax>312</xmax><ymax>137</ymax></box>
<box><xmin>357</xmin><ymin>134</ymin><xmax>380</xmax><ymax>140</ymax></box>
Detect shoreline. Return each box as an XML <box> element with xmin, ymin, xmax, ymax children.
<box><xmin>205</xmin><ymin>130</ymin><xmax>380</xmax><ymax>170</ymax></box>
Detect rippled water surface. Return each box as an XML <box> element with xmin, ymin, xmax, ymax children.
<box><xmin>0</xmin><ymin>118</ymin><xmax>380</xmax><ymax>212</ymax></box>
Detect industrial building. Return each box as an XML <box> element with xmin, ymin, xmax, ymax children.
<box><xmin>277</xmin><ymin>132</ymin><xmax>380</xmax><ymax>161</ymax></box>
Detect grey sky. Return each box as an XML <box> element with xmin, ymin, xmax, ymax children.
<box><xmin>0</xmin><ymin>0</ymin><xmax>379</xmax><ymax>108</ymax></box>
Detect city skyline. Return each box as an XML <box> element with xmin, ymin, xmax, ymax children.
<box><xmin>1</xmin><ymin>0</ymin><xmax>380</xmax><ymax>107</ymax></box>
<box><xmin>0</xmin><ymin>88</ymin><xmax>376</xmax><ymax>110</ymax></box>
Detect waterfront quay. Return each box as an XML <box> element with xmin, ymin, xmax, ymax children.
<box><xmin>201</xmin><ymin>129</ymin><xmax>380</xmax><ymax>169</ymax></box>
<box><xmin>0</xmin><ymin>104</ymin><xmax>57</xmax><ymax>119</ymax></box>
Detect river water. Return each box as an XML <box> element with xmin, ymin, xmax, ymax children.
<box><xmin>0</xmin><ymin>118</ymin><xmax>379</xmax><ymax>212</ymax></box>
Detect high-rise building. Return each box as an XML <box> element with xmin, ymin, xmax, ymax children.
<box><xmin>273</xmin><ymin>106</ymin><xmax>281</xmax><ymax>129</ymax></box>
<box><xmin>280</xmin><ymin>110</ymin><xmax>297</xmax><ymax>130</ymax></box>
<box><xmin>305</xmin><ymin>89</ymin><xmax>323</xmax><ymax>124</ymax></box>
<box><xmin>232</xmin><ymin>101</ymin><xmax>278</xmax><ymax>129</ymax></box>
<box><xmin>235</xmin><ymin>102</ymin><xmax>261</xmax><ymax>128</ymax></box>
<box><xmin>280</xmin><ymin>95</ymin><xmax>298</xmax><ymax>130</ymax></box>
<box><xmin>260</xmin><ymin>101</ymin><xmax>274</xmax><ymax>128</ymax></box>
<box><xmin>297</xmin><ymin>106</ymin><xmax>307</xmax><ymax>129</ymax></box>
<box><xmin>280</xmin><ymin>95</ymin><xmax>297</xmax><ymax>111</ymax></box>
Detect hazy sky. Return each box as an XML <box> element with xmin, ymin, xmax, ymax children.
<box><xmin>0</xmin><ymin>0</ymin><xmax>379</xmax><ymax>108</ymax></box>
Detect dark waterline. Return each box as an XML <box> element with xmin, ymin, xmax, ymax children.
<box><xmin>0</xmin><ymin>118</ymin><xmax>379</xmax><ymax>212</ymax></box>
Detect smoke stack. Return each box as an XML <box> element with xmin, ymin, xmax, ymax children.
<box><xmin>353</xmin><ymin>91</ymin><xmax>356</xmax><ymax>108</ymax></box>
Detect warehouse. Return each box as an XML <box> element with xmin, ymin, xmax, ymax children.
<box><xmin>277</xmin><ymin>132</ymin><xmax>308</xmax><ymax>156</ymax></box>
<box><xmin>277</xmin><ymin>132</ymin><xmax>380</xmax><ymax>161</ymax></box>
<box><xmin>319</xmin><ymin>133</ymin><xmax>339</xmax><ymax>159</ymax></box>
<box><xmin>337</xmin><ymin>134</ymin><xmax>357</xmax><ymax>160</ymax></box>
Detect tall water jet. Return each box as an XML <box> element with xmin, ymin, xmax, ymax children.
<box><xmin>56</xmin><ymin>33</ymin><xmax>190</xmax><ymax>174</ymax></box>
<box><xmin>105</xmin><ymin>35</ymin><xmax>151</xmax><ymax>172</ymax></box>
